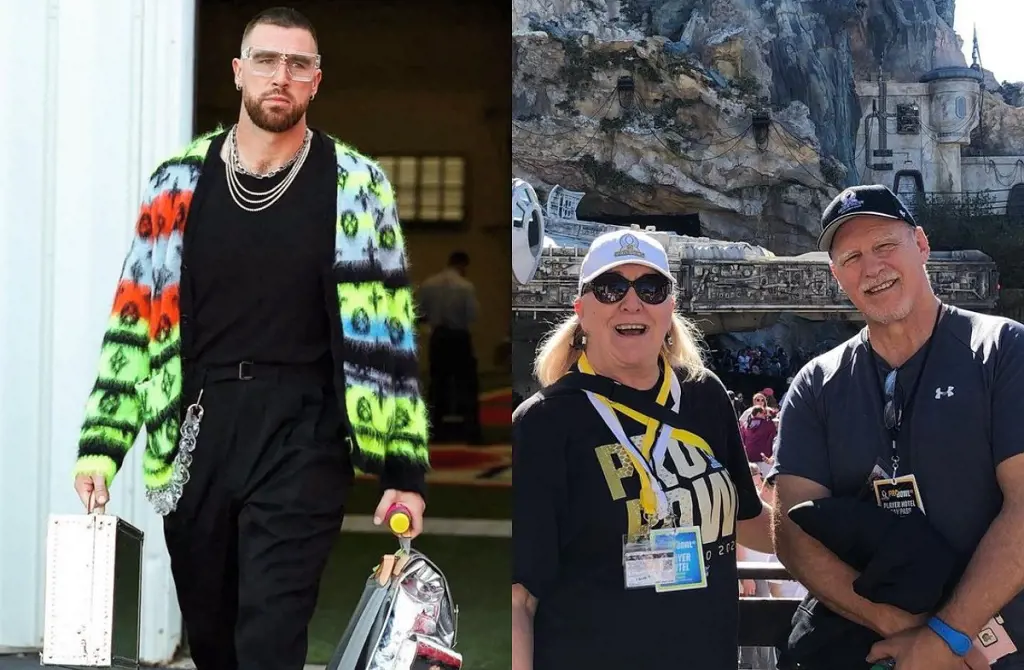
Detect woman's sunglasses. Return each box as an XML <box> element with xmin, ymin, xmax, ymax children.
<box><xmin>581</xmin><ymin>272</ymin><xmax>673</xmax><ymax>305</ymax></box>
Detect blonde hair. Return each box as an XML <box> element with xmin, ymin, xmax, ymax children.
<box><xmin>533</xmin><ymin>311</ymin><xmax>708</xmax><ymax>387</ymax></box>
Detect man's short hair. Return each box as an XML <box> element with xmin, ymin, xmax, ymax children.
<box><xmin>448</xmin><ymin>251</ymin><xmax>470</xmax><ymax>267</ymax></box>
<box><xmin>242</xmin><ymin>7</ymin><xmax>318</xmax><ymax>51</ymax></box>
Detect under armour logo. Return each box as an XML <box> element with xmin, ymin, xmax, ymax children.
<box><xmin>935</xmin><ymin>386</ymin><xmax>955</xmax><ymax>399</ymax></box>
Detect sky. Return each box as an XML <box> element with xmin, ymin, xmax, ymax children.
<box><xmin>954</xmin><ymin>0</ymin><xmax>1024</xmax><ymax>83</ymax></box>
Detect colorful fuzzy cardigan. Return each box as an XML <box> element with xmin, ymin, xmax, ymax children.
<box><xmin>73</xmin><ymin>129</ymin><xmax>430</xmax><ymax>515</ymax></box>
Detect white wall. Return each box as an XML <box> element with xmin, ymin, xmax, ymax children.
<box><xmin>0</xmin><ymin>0</ymin><xmax>195</xmax><ymax>661</ymax></box>
<box><xmin>855</xmin><ymin>79</ymin><xmax>980</xmax><ymax>195</ymax></box>
<box><xmin>961</xmin><ymin>156</ymin><xmax>1024</xmax><ymax>211</ymax></box>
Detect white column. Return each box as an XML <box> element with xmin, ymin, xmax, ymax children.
<box><xmin>0</xmin><ymin>0</ymin><xmax>195</xmax><ymax>661</ymax></box>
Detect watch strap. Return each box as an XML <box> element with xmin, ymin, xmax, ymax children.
<box><xmin>928</xmin><ymin>616</ymin><xmax>972</xmax><ymax>657</ymax></box>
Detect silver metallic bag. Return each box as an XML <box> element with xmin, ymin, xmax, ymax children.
<box><xmin>328</xmin><ymin>531</ymin><xmax>462</xmax><ymax>670</ymax></box>
<box><xmin>40</xmin><ymin>496</ymin><xmax>144</xmax><ymax>669</ymax></box>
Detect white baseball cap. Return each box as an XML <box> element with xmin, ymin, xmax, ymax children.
<box><xmin>578</xmin><ymin>229</ymin><xmax>673</xmax><ymax>291</ymax></box>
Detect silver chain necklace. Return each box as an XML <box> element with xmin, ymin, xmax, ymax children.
<box><xmin>231</xmin><ymin>127</ymin><xmax>304</xmax><ymax>179</ymax></box>
<box><xmin>225</xmin><ymin>125</ymin><xmax>312</xmax><ymax>212</ymax></box>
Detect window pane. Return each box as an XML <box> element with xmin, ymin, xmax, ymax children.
<box><xmin>397</xmin><ymin>186</ymin><xmax>417</xmax><ymax>219</ymax></box>
<box><xmin>442</xmin><ymin>188</ymin><xmax>463</xmax><ymax>220</ymax></box>
<box><xmin>443</xmin><ymin>157</ymin><xmax>464</xmax><ymax>186</ymax></box>
<box><xmin>418</xmin><ymin>183</ymin><xmax>441</xmax><ymax>220</ymax></box>
<box><xmin>397</xmin><ymin>157</ymin><xmax>418</xmax><ymax>187</ymax></box>
<box><xmin>420</xmin><ymin>188</ymin><xmax>440</xmax><ymax>210</ymax></box>
<box><xmin>421</xmin><ymin>157</ymin><xmax>442</xmax><ymax>186</ymax></box>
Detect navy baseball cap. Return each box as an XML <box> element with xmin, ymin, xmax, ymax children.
<box><xmin>817</xmin><ymin>184</ymin><xmax>917</xmax><ymax>253</ymax></box>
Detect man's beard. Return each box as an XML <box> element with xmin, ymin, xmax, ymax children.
<box><xmin>242</xmin><ymin>89</ymin><xmax>308</xmax><ymax>133</ymax></box>
<box><xmin>856</xmin><ymin>274</ymin><xmax>913</xmax><ymax>325</ymax></box>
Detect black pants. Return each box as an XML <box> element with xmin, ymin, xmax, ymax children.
<box><xmin>428</xmin><ymin>327</ymin><xmax>482</xmax><ymax>442</ymax></box>
<box><xmin>164</xmin><ymin>364</ymin><xmax>352</xmax><ymax>670</ymax></box>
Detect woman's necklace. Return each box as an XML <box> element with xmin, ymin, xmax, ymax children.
<box><xmin>225</xmin><ymin>125</ymin><xmax>312</xmax><ymax>213</ymax></box>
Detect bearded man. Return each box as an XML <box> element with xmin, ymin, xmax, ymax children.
<box><xmin>71</xmin><ymin>7</ymin><xmax>429</xmax><ymax>669</ymax></box>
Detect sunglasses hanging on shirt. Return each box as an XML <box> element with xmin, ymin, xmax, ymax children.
<box><xmin>868</xmin><ymin>305</ymin><xmax>943</xmax><ymax>517</ymax></box>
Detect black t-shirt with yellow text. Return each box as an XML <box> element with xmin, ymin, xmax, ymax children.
<box><xmin>512</xmin><ymin>366</ymin><xmax>763</xmax><ymax>669</ymax></box>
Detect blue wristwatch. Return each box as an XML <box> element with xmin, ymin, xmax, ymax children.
<box><xmin>928</xmin><ymin>616</ymin><xmax>972</xmax><ymax>657</ymax></box>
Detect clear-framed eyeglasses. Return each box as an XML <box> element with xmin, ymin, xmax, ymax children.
<box><xmin>241</xmin><ymin>46</ymin><xmax>321</xmax><ymax>82</ymax></box>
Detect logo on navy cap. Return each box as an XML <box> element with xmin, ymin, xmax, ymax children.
<box><xmin>836</xmin><ymin>189</ymin><xmax>864</xmax><ymax>215</ymax></box>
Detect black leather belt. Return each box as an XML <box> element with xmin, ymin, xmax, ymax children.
<box><xmin>198</xmin><ymin>361</ymin><xmax>331</xmax><ymax>385</ymax></box>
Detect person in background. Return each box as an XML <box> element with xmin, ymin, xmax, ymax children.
<box><xmin>771</xmin><ymin>184</ymin><xmax>1024</xmax><ymax>670</ymax></box>
<box><xmin>417</xmin><ymin>250</ymin><xmax>482</xmax><ymax>443</ymax></box>
<box><xmin>740</xmin><ymin>405</ymin><xmax>777</xmax><ymax>475</ymax></box>
<box><xmin>733</xmin><ymin>391</ymin><xmax>747</xmax><ymax>417</ymax></box>
<box><xmin>512</xmin><ymin>229</ymin><xmax>772</xmax><ymax>670</ymax></box>
<box><xmin>754</xmin><ymin>467</ymin><xmax>807</xmax><ymax>601</ymax></box>
<box><xmin>738</xmin><ymin>463</ymin><xmax>782</xmax><ymax>670</ymax></box>
<box><xmin>739</xmin><ymin>391</ymin><xmax>774</xmax><ymax>423</ymax></box>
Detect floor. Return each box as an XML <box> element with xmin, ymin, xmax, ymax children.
<box><xmin>0</xmin><ymin>657</ymin><xmax>327</xmax><ymax>670</ymax></box>
<box><xmin>5</xmin><ymin>381</ymin><xmax>513</xmax><ymax>670</ymax></box>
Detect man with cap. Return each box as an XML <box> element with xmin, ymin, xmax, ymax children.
<box><xmin>769</xmin><ymin>184</ymin><xmax>1024</xmax><ymax>669</ymax></box>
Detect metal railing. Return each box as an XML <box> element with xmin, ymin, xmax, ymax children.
<box><xmin>737</xmin><ymin>562</ymin><xmax>802</xmax><ymax>652</ymax></box>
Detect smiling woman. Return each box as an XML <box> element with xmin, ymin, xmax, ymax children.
<box><xmin>512</xmin><ymin>228</ymin><xmax>771</xmax><ymax>670</ymax></box>
<box><xmin>532</xmin><ymin>232</ymin><xmax>705</xmax><ymax>388</ymax></box>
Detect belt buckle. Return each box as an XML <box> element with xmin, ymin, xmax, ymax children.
<box><xmin>238</xmin><ymin>361</ymin><xmax>254</xmax><ymax>381</ymax></box>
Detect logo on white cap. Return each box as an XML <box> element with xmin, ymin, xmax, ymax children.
<box><xmin>578</xmin><ymin>229</ymin><xmax>672</xmax><ymax>290</ymax></box>
<box><xmin>614</xmin><ymin>234</ymin><xmax>645</xmax><ymax>258</ymax></box>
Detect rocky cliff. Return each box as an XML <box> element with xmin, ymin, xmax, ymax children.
<box><xmin>973</xmin><ymin>91</ymin><xmax>1024</xmax><ymax>156</ymax></box>
<box><xmin>513</xmin><ymin>0</ymin><xmax>1021</xmax><ymax>252</ymax></box>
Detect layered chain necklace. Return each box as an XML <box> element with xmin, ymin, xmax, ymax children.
<box><xmin>225</xmin><ymin>125</ymin><xmax>313</xmax><ymax>212</ymax></box>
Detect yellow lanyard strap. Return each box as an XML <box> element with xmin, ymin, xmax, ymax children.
<box><xmin>579</xmin><ymin>354</ymin><xmax>714</xmax><ymax>455</ymax></box>
<box><xmin>579</xmin><ymin>354</ymin><xmax>672</xmax><ymax>515</ymax></box>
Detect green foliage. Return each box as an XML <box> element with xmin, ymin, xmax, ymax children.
<box><xmin>599</xmin><ymin>116</ymin><xmax>628</xmax><ymax>133</ymax></box>
<box><xmin>916</xmin><ymin>191</ymin><xmax>1024</xmax><ymax>287</ymax></box>
<box><xmin>577</xmin><ymin>155</ymin><xmax>655</xmax><ymax>197</ymax></box>
<box><xmin>819</xmin><ymin>157</ymin><xmax>846</xmax><ymax>189</ymax></box>
<box><xmin>733</xmin><ymin>73</ymin><xmax>760</xmax><ymax>97</ymax></box>
<box><xmin>556</xmin><ymin>36</ymin><xmax>662</xmax><ymax>104</ymax></box>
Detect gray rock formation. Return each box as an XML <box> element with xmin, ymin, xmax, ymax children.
<box><xmin>972</xmin><ymin>91</ymin><xmax>1024</xmax><ymax>155</ymax></box>
<box><xmin>999</xmin><ymin>81</ymin><xmax>1024</xmax><ymax>108</ymax></box>
<box><xmin>512</xmin><ymin>0</ymin><xmax>1014</xmax><ymax>252</ymax></box>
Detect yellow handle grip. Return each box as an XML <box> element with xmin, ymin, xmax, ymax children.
<box><xmin>385</xmin><ymin>504</ymin><xmax>411</xmax><ymax>535</ymax></box>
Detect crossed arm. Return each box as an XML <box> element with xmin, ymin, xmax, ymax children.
<box><xmin>772</xmin><ymin>475</ymin><xmax>925</xmax><ymax>636</ymax></box>
<box><xmin>773</xmin><ymin>455</ymin><xmax>1024</xmax><ymax>640</ymax></box>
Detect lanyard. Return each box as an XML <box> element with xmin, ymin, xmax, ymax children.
<box><xmin>578</xmin><ymin>354</ymin><xmax>680</xmax><ymax>521</ymax></box>
<box><xmin>866</xmin><ymin>304</ymin><xmax>943</xmax><ymax>479</ymax></box>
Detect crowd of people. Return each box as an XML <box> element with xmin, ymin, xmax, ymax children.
<box><xmin>709</xmin><ymin>342</ymin><xmax>838</xmax><ymax>378</ymax></box>
<box><xmin>730</xmin><ymin>387</ymin><xmax>803</xmax><ymax>669</ymax></box>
